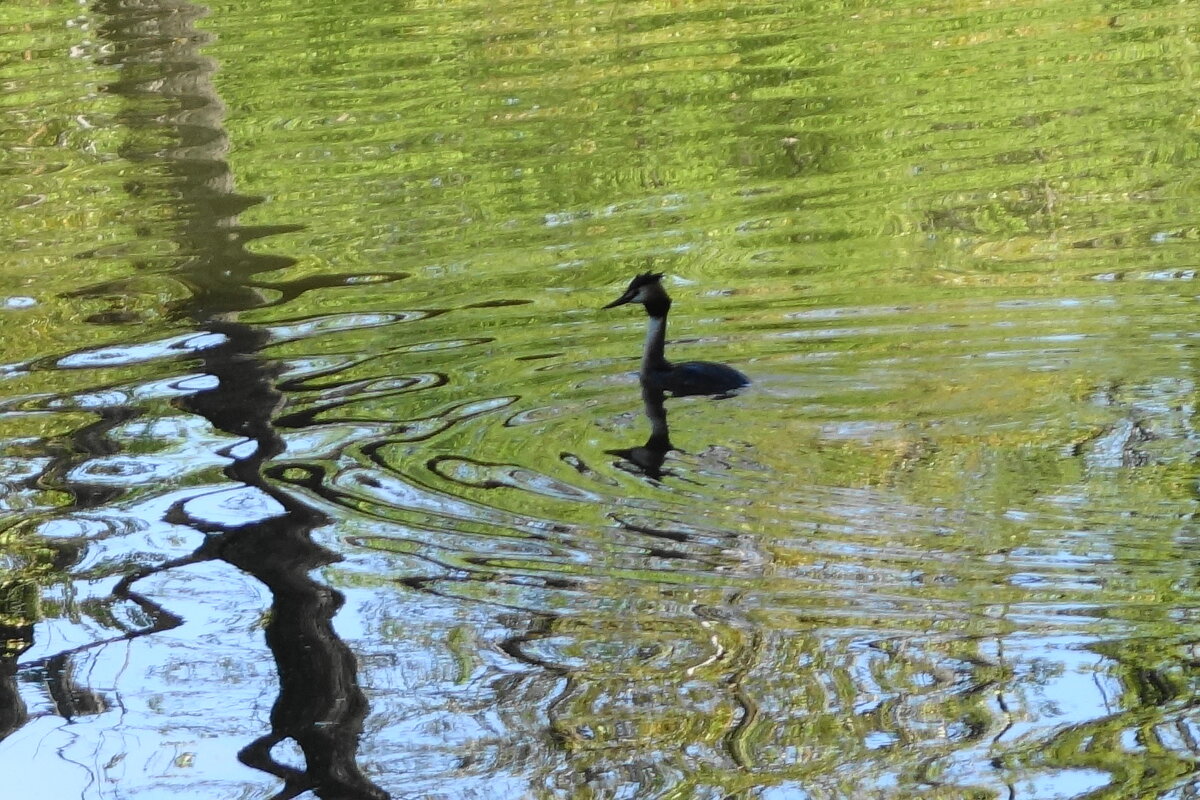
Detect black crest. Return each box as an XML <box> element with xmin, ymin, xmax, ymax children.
<box><xmin>628</xmin><ymin>271</ymin><xmax>664</xmax><ymax>289</ymax></box>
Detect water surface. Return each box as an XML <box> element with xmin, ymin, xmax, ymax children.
<box><xmin>2</xmin><ymin>0</ymin><xmax>1199</xmax><ymax>798</ymax></box>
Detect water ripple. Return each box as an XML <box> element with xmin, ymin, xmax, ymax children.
<box><xmin>5</xmin><ymin>0</ymin><xmax>1200</xmax><ymax>797</ymax></box>
<box><xmin>54</xmin><ymin>331</ymin><xmax>228</xmax><ymax>369</ymax></box>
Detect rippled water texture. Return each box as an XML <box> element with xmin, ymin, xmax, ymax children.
<box><xmin>2</xmin><ymin>1</ymin><xmax>1200</xmax><ymax>797</ymax></box>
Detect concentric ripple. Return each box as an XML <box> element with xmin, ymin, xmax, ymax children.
<box><xmin>3</xmin><ymin>0</ymin><xmax>1200</xmax><ymax>798</ymax></box>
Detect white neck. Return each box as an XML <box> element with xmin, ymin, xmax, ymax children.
<box><xmin>642</xmin><ymin>314</ymin><xmax>670</xmax><ymax>373</ymax></box>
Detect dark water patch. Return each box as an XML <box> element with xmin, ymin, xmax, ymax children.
<box><xmin>246</xmin><ymin>269</ymin><xmax>410</xmax><ymax>306</ymax></box>
<box><xmin>4</xmin><ymin>0</ymin><xmax>1200</xmax><ymax>797</ymax></box>
<box><xmin>512</xmin><ymin>352</ymin><xmax>563</xmax><ymax>362</ymax></box>
<box><xmin>460</xmin><ymin>298</ymin><xmax>533</xmax><ymax>310</ymax></box>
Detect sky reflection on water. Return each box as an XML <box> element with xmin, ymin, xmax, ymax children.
<box><xmin>3</xmin><ymin>0</ymin><xmax>1200</xmax><ymax>798</ymax></box>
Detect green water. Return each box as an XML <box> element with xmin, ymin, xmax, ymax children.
<box><xmin>2</xmin><ymin>0</ymin><xmax>1199</xmax><ymax>798</ymax></box>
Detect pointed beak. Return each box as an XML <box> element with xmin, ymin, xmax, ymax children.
<box><xmin>602</xmin><ymin>291</ymin><xmax>635</xmax><ymax>309</ymax></box>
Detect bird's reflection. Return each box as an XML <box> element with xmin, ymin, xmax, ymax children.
<box><xmin>606</xmin><ymin>384</ymin><xmax>674</xmax><ymax>479</ymax></box>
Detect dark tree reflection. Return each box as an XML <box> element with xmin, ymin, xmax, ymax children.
<box><xmin>17</xmin><ymin>1</ymin><xmax>393</xmax><ymax>797</ymax></box>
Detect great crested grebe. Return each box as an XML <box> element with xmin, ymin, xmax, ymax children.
<box><xmin>603</xmin><ymin>272</ymin><xmax>750</xmax><ymax>396</ymax></box>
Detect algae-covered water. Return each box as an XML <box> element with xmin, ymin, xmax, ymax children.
<box><xmin>2</xmin><ymin>1</ymin><xmax>1199</xmax><ymax>797</ymax></box>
